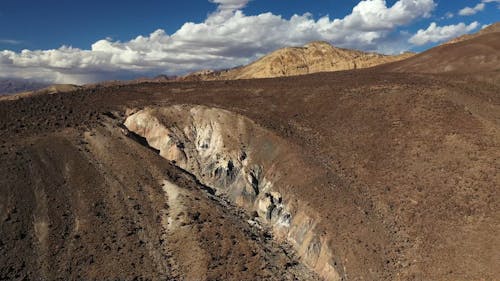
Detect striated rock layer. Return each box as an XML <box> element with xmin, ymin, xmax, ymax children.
<box><xmin>182</xmin><ymin>41</ymin><xmax>414</xmax><ymax>81</ymax></box>
<box><xmin>125</xmin><ymin>105</ymin><xmax>341</xmax><ymax>280</ymax></box>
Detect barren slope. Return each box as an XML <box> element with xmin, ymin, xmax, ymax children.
<box><xmin>0</xmin><ymin>115</ymin><xmax>318</xmax><ymax>280</ymax></box>
<box><xmin>382</xmin><ymin>31</ymin><xmax>500</xmax><ymax>74</ymax></box>
<box><xmin>1</xmin><ymin>65</ymin><xmax>499</xmax><ymax>280</ymax></box>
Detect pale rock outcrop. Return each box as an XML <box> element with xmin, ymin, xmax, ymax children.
<box><xmin>182</xmin><ymin>41</ymin><xmax>414</xmax><ymax>80</ymax></box>
<box><xmin>124</xmin><ymin>105</ymin><xmax>341</xmax><ymax>281</ymax></box>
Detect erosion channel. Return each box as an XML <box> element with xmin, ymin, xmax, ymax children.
<box><xmin>124</xmin><ymin>105</ymin><xmax>343</xmax><ymax>281</ymax></box>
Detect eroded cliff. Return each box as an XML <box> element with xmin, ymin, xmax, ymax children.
<box><xmin>124</xmin><ymin>105</ymin><xmax>344</xmax><ymax>280</ymax></box>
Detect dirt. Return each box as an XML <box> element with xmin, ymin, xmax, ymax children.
<box><xmin>0</xmin><ymin>53</ymin><xmax>499</xmax><ymax>280</ymax></box>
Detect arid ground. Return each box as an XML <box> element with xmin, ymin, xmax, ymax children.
<box><xmin>1</xmin><ymin>31</ymin><xmax>499</xmax><ymax>281</ymax></box>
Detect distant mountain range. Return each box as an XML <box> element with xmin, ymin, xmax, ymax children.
<box><xmin>0</xmin><ymin>78</ymin><xmax>49</xmax><ymax>95</ymax></box>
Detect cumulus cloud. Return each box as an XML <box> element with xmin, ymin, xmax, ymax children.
<box><xmin>458</xmin><ymin>3</ymin><xmax>485</xmax><ymax>15</ymax></box>
<box><xmin>0</xmin><ymin>0</ymin><xmax>437</xmax><ymax>84</ymax></box>
<box><xmin>208</xmin><ymin>0</ymin><xmax>250</xmax><ymax>21</ymax></box>
<box><xmin>458</xmin><ymin>0</ymin><xmax>500</xmax><ymax>16</ymax></box>
<box><xmin>409</xmin><ymin>21</ymin><xmax>479</xmax><ymax>45</ymax></box>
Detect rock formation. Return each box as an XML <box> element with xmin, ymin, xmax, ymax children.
<box><xmin>125</xmin><ymin>105</ymin><xmax>341</xmax><ymax>280</ymax></box>
<box><xmin>182</xmin><ymin>41</ymin><xmax>414</xmax><ymax>80</ymax></box>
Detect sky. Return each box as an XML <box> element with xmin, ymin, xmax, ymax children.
<box><xmin>0</xmin><ymin>0</ymin><xmax>498</xmax><ymax>84</ymax></box>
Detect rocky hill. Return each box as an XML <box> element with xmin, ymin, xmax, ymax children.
<box><xmin>182</xmin><ymin>41</ymin><xmax>414</xmax><ymax>80</ymax></box>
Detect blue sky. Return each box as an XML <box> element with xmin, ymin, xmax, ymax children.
<box><xmin>0</xmin><ymin>0</ymin><xmax>498</xmax><ymax>83</ymax></box>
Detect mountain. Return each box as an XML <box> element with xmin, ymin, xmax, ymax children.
<box><xmin>0</xmin><ymin>84</ymin><xmax>83</xmax><ymax>101</ymax></box>
<box><xmin>181</xmin><ymin>41</ymin><xmax>414</xmax><ymax>80</ymax></box>
<box><xmin>382</xmin><ymin>23</ymin><xmax>500</xmax><ymax>74</ymax></box>
<box><xmin>90</xmin><ymin>75</ymin><xmax>176</xmax><ymax>88</ymax></box>
<box><xmin>0</xmin><ymin>78</ymin><xmax>49</xmax><ymax>95</ymax></box>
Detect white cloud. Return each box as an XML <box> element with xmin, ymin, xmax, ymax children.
<box><xmin>210</xmin><ymin>0</ymin><xmax>249</xmax><ymax>10</ymax></box>
<box><xmin>409</xmin><ymin>21</ymin><xmax>479</xmax><ymax>45</ymax></box>
<box><xmin>208</xmin><ymin>0</ymin><xmax>250</xmax><ymax>21</ymax></box>
<box><xmin>444</xmin><ymin>12</ymin><xmax>454</xmax><ymax>19</ymax></box>
<box><xmin>0</xmin><ymin>0</ymin><xmax>437</xmax><ymax>84</ymax></box>
<box><xmin>0</xmin><ymin>39</ymin><xmax>22</xmax><ymax>45</ymax></box>
<box><xmin>482</xmin><ymin>0</ymin><xmax>500</xmax><ymax>9</ymax></box>
<box><xmin>459</xmin><ymin>3</ymin><xmax>485</xmax><ymax>15</ymax></box>
<box><xmin>458</xmin><ymin>0</ymin><xmax>500</xmax><ymax>16</ymax></box>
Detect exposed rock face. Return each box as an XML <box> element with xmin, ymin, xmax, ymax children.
<box><xmin>182</xmin><ymin>41</ymin><xmax>414</xmax><ymax>80</ymax></box>
<box><xmin>125</xmin><ymin>105</ymin><xmax>341</xmax><ymax>280</ymax></box>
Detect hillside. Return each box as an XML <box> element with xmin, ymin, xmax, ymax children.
<box><xmin>1</xmin><ymin>62</ymin><xmax>499</xmax><ymax>280</ymax></box>
<box><xmin>382</xmin><ymin>25</ymin><xmax>500</xmax><ymax>74</ymax></box>
<box><xmin>182</xmin><ymin>41</ymin><xmax>414</xmax><ymax>80</ymax></box>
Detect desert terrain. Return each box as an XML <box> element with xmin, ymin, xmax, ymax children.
<box><xmin>0</xmin><ymin>25</ymin><xmax>499</xmax><ymax>281</ymax></box>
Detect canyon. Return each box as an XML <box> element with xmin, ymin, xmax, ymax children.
<box><xmin>124</xmin><ymin>105</ymin><xmax>342</xmax><ymax>279</ymax></box>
